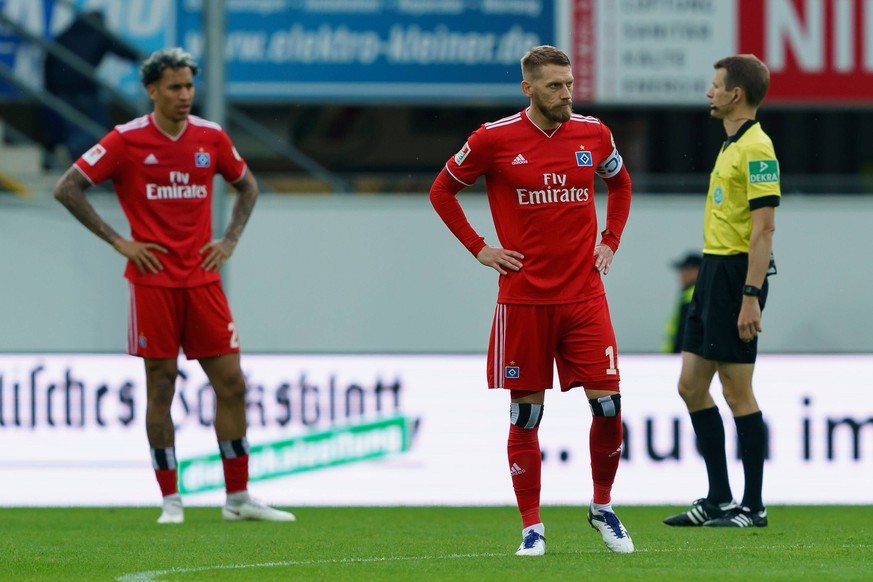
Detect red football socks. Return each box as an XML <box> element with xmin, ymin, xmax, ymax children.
<box><xmin>508</xmin><ymin>424</ymin><xmax>542</xmax><ymax>527</ymax></box>
<box><xmin>154</xmin><ymin>469</ymin><xmax>178</xmax><ymax>497</ymax></box>
<box><xmin>590</xmin><ymin>413</ymin><xmax>623</xmax><ymax>505</ymax></box>
<box><xmin>221</xmin><ymin>455</ymin><xmax>249</xmax><ymax>494</ymax></box>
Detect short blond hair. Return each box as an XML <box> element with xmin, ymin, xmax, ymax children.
<box><xmin>521</xmin><ymin>45</ymin><xmax>571</xmax><ymax>81</ymax></box>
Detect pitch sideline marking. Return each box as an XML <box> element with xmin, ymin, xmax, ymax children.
<box><xmin>116</xmin><ymin>544</ymin><xmax>872</xmax><ymax>581</ymax></box>
<box><xmin>117</xmin><ymin>553</ymin><xmax>504</xmax><ymax>582</ymax></box>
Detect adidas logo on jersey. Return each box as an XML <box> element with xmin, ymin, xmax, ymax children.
<box><xmin>144</xmin><ymin>153</ymin><xmax>159</xmax><ymax>165</ymax></box>
<box><xmin>510</xmin><ymin>463</ymin><xmax>525</xmax><ymax>476</ymax></box>
<box><xmin>511</xmin><ymin>154</ymin><xmax>528</xmax><ymax>165</ymax></box>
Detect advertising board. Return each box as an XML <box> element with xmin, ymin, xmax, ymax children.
<box><xmin>3</xmin><ymin>1</ymin><xmax>868</xmax><ymax>104</ymax></box>
<box><xmin>2</xmin><ymin>353</ymin><xmax>870</xmax><ymax>506</ymax></box>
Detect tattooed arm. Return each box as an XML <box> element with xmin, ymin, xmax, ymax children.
<box><xmin>53</xmin><ymin>167</ymin><xmax>167</xmax><ymax>274</ymax></box>
<box><xmin>199</xmin><ymin>169</ymin><xmax>259</xmax><ymax>271</ymax></box>
<box><xmin>54</xmin><ymin>168</ymin><xmax>122</xmax><ymax>245</ymax></box>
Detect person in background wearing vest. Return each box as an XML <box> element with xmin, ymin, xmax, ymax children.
<box><xmin>661</xmin><ymin>253</ymin><xmax>703</xmax><ymax>354</ymax></box>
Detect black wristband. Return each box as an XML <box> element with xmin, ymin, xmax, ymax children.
<box><xmin>742</xmin><ymin>285</ymin><xmax>761</xmax><ymax>297</ymax></box>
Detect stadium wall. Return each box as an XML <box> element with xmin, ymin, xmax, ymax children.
<box><xmin>0</xmin><ymin>192</ymin><xmax>871</xmax><ymax>354</ymax></box>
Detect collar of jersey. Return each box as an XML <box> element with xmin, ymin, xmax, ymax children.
<box><xmin>722</xmin><ymin>119</ymin><xmax>758</xmax><ymax>151</ymax></box>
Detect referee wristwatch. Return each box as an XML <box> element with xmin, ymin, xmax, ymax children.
<box><xmin>742</xmin><ymin>285</ymin><xmax>762</xmax><ymax>297</ymax></box>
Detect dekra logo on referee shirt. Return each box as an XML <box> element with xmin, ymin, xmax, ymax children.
<box><xmin>748</xmin><ymin>160</ymin><xmax>779</xmax><ymax>184</ymax></box>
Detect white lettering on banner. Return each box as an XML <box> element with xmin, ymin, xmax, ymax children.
<box><xmin>623</xmin><ymin>49</ymin><xmax>685</xmax><ymax>67</ymax></box>
<box><xmin>767</xmin><ymin>0</ymin><xmax>825</xmax><ymax>71</ymax></box>
<box><xmin>482</xmin><ymin>0</ymin><xmax>542</xmax><ymax>17</ymax></box>
<box><xmin>621</xmin><ymin>76</ymin><xmax>709</xmax><ymax>96</ymax></box>
<box><xmin>0</xmin><ymin>358</ymin><xmax>403</xmax><ymax>432</ymax></box>
<box><xmin>619</xmin><ymin>0</ymin><xmax>716</xmax><ymax>12</ymax></box>
<box><xmin>1</xmin><ymin>354</ymin><xmax>871</xmax><ymax>506</ymax></box>
<box><xmin>396</xmin><ymin>0</ymin><xmax>466</xmax><ymax>15</ymax></box>
<box><xmin>622</xmin><ymin>21</ymin><xmax>711</xmax><ymax>40</ymax></box>
<box><xmin>3</xmin><ymin>0</ymin><xmax>45</xmax><ymax>83</ymax></box>
<box><xmin>590</xmin><ymin>0</ymin><xmax>734</xmax><ymax>104</ymax></box>
<box><xmin>2</xmin><ymin>0</ymin><xmax>44</xmax><ymax>34</ymax></box>
<box><xmin>187</xmin><ymin>24</ymin><xmax>540</xmax><ymax>67</ymax></box>
<box><xmin>767</xmin><ymin>0</ymin><xmax>873</xmax><ymax>72</ymax></box>
<box><xmin>45</xmin><ymin>0</ymin><xmax>171</xmax><ymax>39</ymax></box>
<box><xmin>388</xmin><ymin>25</ymin><xmax>497</xmax><ymax>65</ymax></box>
<box><xmin>389</xmin><ymin>24</ymin><xmax>538</xmax><ymax>65</ymax></box>
<box><xmin>230</xmin><ymin>29</ymin><xmax>268</xmax><ymax>62</ymax></box>
<box><xmin>117</xmin><ymin>0</ymin><xmax>170</xmax><ymax>36</ymax></box>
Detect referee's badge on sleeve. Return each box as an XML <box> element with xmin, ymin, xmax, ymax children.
<box><xmin>748</xmin><ymin>159</ymin><xmax>779</xmax><ymax>184</ymax></box>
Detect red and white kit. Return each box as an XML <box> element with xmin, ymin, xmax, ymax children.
<box><xmin>75</xmin><ymin>113</ymin><xmax>247</xmax><ymax>358</ymax></box>
<box><xmin>75</xmin><ymin>113</ymin><xmax>247</xmax><ymax>288</ymax></box>
<box><xmin>431</xmin><ymin>108</ymin><xmax>632</xmax><ymax>390</ymax></box>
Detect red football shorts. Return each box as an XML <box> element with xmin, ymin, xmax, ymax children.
<box><xmin>127</xmin><ymin>281</ymin><xmax>240</xmax><ymax>359</ymax></box>
<box><xmin>487</xmin><ymin>295</ymin><xmax>620</xmax><ymax>392</ymax></box>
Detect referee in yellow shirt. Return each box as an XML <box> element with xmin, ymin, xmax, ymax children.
<box><xmin>664</xmin><ymin>54</ymin><xmax>779</xmax><ymax>529</ymax></box>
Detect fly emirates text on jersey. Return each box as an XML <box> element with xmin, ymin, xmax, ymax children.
<box><xmin>517</xmin><ymin>172</ymin><xmax>590</xmax><ymax>206</ymax></box>
<box><xmin>146</xmin><ymin>171</ymin><xmax>208</xmax><ymax>200</ymax></box>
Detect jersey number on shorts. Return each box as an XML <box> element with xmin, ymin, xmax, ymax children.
<box><xmin>228</xmin><ymin>322</ymin><xmax>240</xmax><ymax>349</ymax></box>
<box><xmin>605</xmin><ymin>345</ymin><xmax>618</xmax><ymax>375</ymax></box>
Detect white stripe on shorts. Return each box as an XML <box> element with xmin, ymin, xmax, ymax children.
<box><xmin>128</xmin><ymin>283</ymin><xmax>137</xmax><ymax>354</ymax></box>
<box><xmin>492</xmin><ymin>304</ymin><xmax>507</xmax><ymax>388</ymax></box>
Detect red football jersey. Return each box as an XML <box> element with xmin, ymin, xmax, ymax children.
<box><xmin>444</xmin><ymin>108</ymin><xmax>625</xmax><ymax>304</ymax></box>
<box><xmin>75</xmin><ymin>114</ymin><xmax>247</xmax><ymax>288</ymax></box>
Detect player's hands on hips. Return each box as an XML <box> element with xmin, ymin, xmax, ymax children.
<box><xmin>593</xmin><ymin>244</ymin><xmax>614</xmax><ymax>275</ymax></box>
<box><xmin>477</xmin><ymin>245</ymin><xmax>524</xmax><ymax>275</ymax></box>
<box><xmin>113</xmin><ymin>238</ymin><xmax>168</xmax><ymax>275</ymax></box>
<box><xmin>200</xmin><ymin>238</ymin><xmax>236</xmax><ymax>271</ymax></box>
<box><xmin>737</xmin><ymin>297</ymin><xmax>763</xmax><ymax>342</ymax></box>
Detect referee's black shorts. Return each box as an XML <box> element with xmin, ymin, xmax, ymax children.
<box><xmin>681</xmin><ymin>253</ymin><xmax>769</xmax><ymax>363</ymax></box>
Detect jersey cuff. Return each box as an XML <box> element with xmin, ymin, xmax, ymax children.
<box><xmin>599</xmin><ymin>230</ymin><xmax>620</xmax><ymax>252</ymax></box>
<box><xmin>72</xmin><ymin>164</ymin><xmax>96</xmax><ymax>186</ymax></box>
<box><xmin>230</xmin><ymin>165</ymin><xmax>248</xmax><ymax>185</ymax></box>
<box><xmin>445</xmin><ymin>165</ymin><xmax>473</xmax><ymax>187</ymax></box>
<box><xmin>749</xmin><ymin>195</ymin><xmax>780</xmax><ymax>210</ymax></box>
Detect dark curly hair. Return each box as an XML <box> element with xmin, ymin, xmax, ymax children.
<box><xmin>140</xmin><ymin>47</ymin><xmax>199</xmax><ymax>87</ymax></box>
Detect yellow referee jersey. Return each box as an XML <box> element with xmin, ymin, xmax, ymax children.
<box><xmin>703</xmin><ymin>121</ymin><xmax>781</xmax><ymax>255</ymax></box>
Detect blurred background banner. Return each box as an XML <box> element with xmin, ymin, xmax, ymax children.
<box><xmin>0</xmin><ymin>0</ymin><xmax>558</xmax><ymax>102</ymax></box>
<box><xmin>1</xmin><ymin>353</ymin><xmax>870</xmax><ymax>506</ymax></box>
<box><xmin>737</xmin><ymin>0</ymin><xmax>873</xmax><ymax>103</ymax></box>
<box><xmin>0</xmin><ymin>0</ymin><xmax>173</xmax><ymax>97</ymax></box>
<box><xmin>4</xmin><ymin>0</ymin><xmax>870</xmax><ymax>103</ymax></box>
<box><xmin>571</xmin><ymin>0</ymin><xmax>738</xmax><ymax>104</ymax></box>
<box><xmin>177</xmin><ymin>0</ymin><xmax>556</xmax><ymax>102</ymax></box>
<box><xmin>573</xmin><ymin>0</ymin><xmax>872</xmax><ymax>104</ymax></box>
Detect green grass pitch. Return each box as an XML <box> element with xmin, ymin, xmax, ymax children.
<box><xmin>3</xmin><ymin>506</ymin><xmax>871</xmax><ymax>581</ymax></box>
